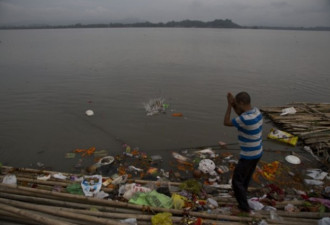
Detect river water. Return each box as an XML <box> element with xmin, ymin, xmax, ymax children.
<box><xmin>0</xmin><ymin>28</ymin><xmax>329</xmax><ymax>171</ymax></box>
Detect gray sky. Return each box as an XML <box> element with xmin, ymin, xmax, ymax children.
<box><xmin>1</xmin><ymin>0</ymin><xmax>330</xmax><ymax>27</ymax></box>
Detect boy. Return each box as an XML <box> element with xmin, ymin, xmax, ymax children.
<box><xmin>223</xmin><ymin>92</ymin><xmax>263</xmax><ymax>213</ymax></box>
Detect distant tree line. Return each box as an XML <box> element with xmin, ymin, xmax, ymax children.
<box><xmin>0</xmin><ymin>19</ymin><xmax>241</xmax><ymax>29</ymax></box>
<box><xmin>1</xmin><ymin>19</ymin><xmax>329</xmax><ymax>31</ymax></box>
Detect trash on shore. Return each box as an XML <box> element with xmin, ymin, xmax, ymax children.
<box><xmin>1</xmin><ymin>137</ymin><xmax>330</xmax><ymax>224</ymax></box>
<box><xmin>285</xmin><ymin>155</ymin><xmax>301</xmax><ymax>164</ymax></box>
<box><xmin>267</xmin><ymin>128</ymin><xmax>298</xmax><ymax>146</ymax></box>
<box><xmin>280</xmin><ymin>107</ymin><xmax>297</xmax><ymax>116</ymax></box>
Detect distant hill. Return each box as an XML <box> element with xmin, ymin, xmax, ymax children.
<box><xmin>0</xmin><ymin>19</ymin><xmax>241</xmax><ymax>29</ymax></box>
<box><xmin>1</xmin><ymin>19</ymin><xmax>329</xmax><ymax>31</ymax></box>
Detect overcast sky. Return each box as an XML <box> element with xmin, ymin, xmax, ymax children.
<box><xmin>1</xmin><ymin>0</ymin><xmax>329</xmax><ymax>27</ymax></box>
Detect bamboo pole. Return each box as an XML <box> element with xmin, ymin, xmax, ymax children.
<box><xmin>0</xmin><ymin>192</ymin><xmax>141</xmax><ymax>214</ymax></box>
<box><xmin>267</xmin><ymin>210</ymin><xmax>330</xmax><ymax>218</ymax></box>
<box><xmin>0</xmin><ymin>184</ymin><xmax>258</xmax><ymax>223</ymax></box>
<box><xmin>0</xmin><ymin>202</ymin><xmax>76</xmax><ymax>225</ymax></box>
<box><xmin>0</xmin><ymin>174</ymin><xmax>73</xmax><ymax>187</ymax></box>
<box><xmin>0</xmin><ymin>210</ymin><xmax>40</xmax><ymax>225</ymax></box>
<box><xmin>0</xmin><ymin>197</ymin><xmax>127</xmax><ymax>225</ymax></box>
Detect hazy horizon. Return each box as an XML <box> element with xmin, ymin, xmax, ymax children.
<box><xmin>1</xmin><ymin>0</ymin><xmax>330</xmax><ymax>28</ymax></box>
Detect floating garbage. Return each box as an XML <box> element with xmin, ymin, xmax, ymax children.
<box><xmin>36</xmin><ymin>162</ymin><xmax>44</xmax><ymax>168</ymax></box>
<box><xmin>144</xmin><ymin>98</ymin><xmax>167</xmax><ymax>116</ymax></box>
<box><xmin>150</xmin><ymin>155</ymin><xmax>163</xmax><ymax>161</ymax></box>
<box><xmin>81</xmin><ymin>175</ymin><xmax>102</xmax><ymax>197</ymax></box>
<box><xmin>172</xmin><ymin>113</ymin><xmax>183</xmax><ymax>117</ymax></box>
<box><xmin>93</xmin><ymin>150</ymin><xmax>108</xmax><ymax>158</ymax></box>
<box><xmin>97</xmin><ymin>156</ymin><xmax>115</xmax><ymax>167</ymax></box>
<box><xmin>268</xmin><ymin>128</ymin><xmax>298</xmax><ymax>146</ymax></box>
<box><xmin>195</xmin><ymin>148</ymin><xmax>216</xmax><ymax>158</ymax></box>
<box><xmin>218</xmin><ymin>141</ymin><xmax>227</xmax><ymax>148</ymax></box>
<box><xmin>172</xmin><ymin>152</ymin><xmax>188</xmax><ymax>162</ymax></box>
<box><xmin>285</xmin><ymin>155</ymin><xmax>301</xmax><ymax>164</ymax></box>
<box><xmin>65</xmin><ymin>153</ymin><xmax>76</xmax><ymax>159</ymax></box>
<box><xmin>85</xmin><ymin>109</ymin><xmax>94</xmax><ymax>116</ymax></box>
<box><xmin>74</xmin><ymin>146</ymin><xmax>96</xmax><ymax>157</ymax></box>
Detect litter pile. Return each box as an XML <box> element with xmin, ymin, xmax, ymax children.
<box><xmin>1</xmin><ymin>143</ymin><xmax>330</xmax><ymax>225</ymax></box>
<box><xmin>261</xmin><ymin>102</ymin><xmax>330</xmax><ymax>162</ymax></box>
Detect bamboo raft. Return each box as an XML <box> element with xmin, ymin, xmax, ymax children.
<box><xmin>261</xmin><ymin>102</ymin><xmax>330</xmax><ymax>162</ymax></box>
<box><xmin>0</xmin><ymin>165</ymin><xmax>328</xmax><ymax>225</ymax></box>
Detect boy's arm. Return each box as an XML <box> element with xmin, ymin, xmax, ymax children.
<box><xmin>224</xmin><ymin>93</ymin><xmax>234</xmax><ymax>126</ymax></box>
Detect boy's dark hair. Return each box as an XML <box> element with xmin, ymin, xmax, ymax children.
<box><xmin>235</xmin><ymin>92</ymin><xmax>251</xmax><ymax>105</ymax></box>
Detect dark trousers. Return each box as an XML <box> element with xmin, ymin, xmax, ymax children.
<box><xmin>232</xmin><ymin>157</ymin><xmax>260</xmax><ymax>212</ymax></box>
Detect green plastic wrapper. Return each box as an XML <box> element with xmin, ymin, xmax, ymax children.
<box><xmin>66</xmin><ymin>183</ymin><xmax>84</xmax><ymax>195</ymax></box>
<box><xmin>129</xmin><ymin>190</ymin><xmax>173</xmax><ymax>209</ymax></box>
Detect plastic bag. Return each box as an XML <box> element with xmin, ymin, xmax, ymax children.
<box><xmin>267</xmin><ymin>128</ymin><xmax>298</xmax><ymax>146</ymax></box>
<box><xmin>53</xmin><ymin>173</ymin><xmax>67</xmax><ymax>180</ymax></box>
<box><xmin>120</xmin><ymin>218</ymin><xmax>137</xmax><ymax>225</ymax></box>
<box><xmin>304</xmin><ymin>179</ymin><xmax>324</xmax><ymax>186</ymax></box>
<box><xmin>307</xmin><ymin>169</ymin><xmax>328</xmax><ymax>180</ymax></box>
<box><xmin>129</xmin><ymin>190</ymin><xmax>173</xmax><ymax>209</ymax></box>
<box><xmin>2</xmin><ymin>174</ymin><xmax>17</xmax><ymax>186</ymax></box>
<box><xmin>151</xmin><ymin>212</ymin><xmax>172</xmax><ymax>225</ymax></box>
<box><xmin>122</xmin><ymin>183</ymin><xmax>151</xmax><ymax>200</ymax></box>
<box><xmin>280</xmin><ymin>107</ymin><xmax>297</xmax><ymax>116</ymax></box>
<box><xmin>146</xmin><ymin>190</ymin><xmax>173</xmax><ymax>208</ymax></box>
<box><xmin>318</xmin><ymin>217</ymin><xmax>330</xmax><ymax>225</ymax></box>
<box><xmin>81</xmin><ymin>175</ymin><xmax>102</xmax><ymax>197</ymax></box>
<box><xmin>284</xmin><ymin>203</ymin><xmax>295</xmax><ymax>212</ymax></box>
<box><xmin>172</xmin><ymin>193</ymin><xmax>187</xmax><ymax>209</ymax></box>
<box><xmin>270</xmin><ymin>211</ymin><xmax>283</xmax><ymax>222</ymax></box>
<box><xmin>248</xmin><ymin>198</ymin><xmax>264</xmax><ymax>211</ymax></box>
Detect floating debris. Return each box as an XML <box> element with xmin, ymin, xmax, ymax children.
<box><xmin>143</xmin><ymin>98</ymin><xmax>167</xmax><ymax>116</ymax></box>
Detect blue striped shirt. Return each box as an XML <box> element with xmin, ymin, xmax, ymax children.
<box><xmin>232</xmin><ymin>107</ymin><xmax>263</xmax><ymax>159</ymax></box>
